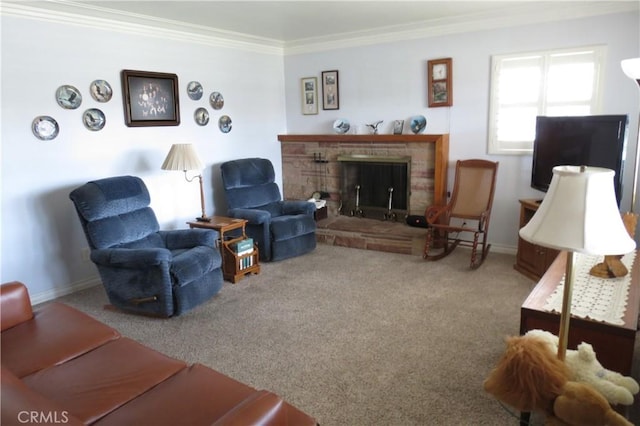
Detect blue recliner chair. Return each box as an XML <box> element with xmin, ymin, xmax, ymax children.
<box><xmin>220</xmin><ymin>158</ymin><xmax>316</xmax><ymax>262</ymax></box>
<box><xmin>69</xmin><ymin>175</ymin><xmax>223</xmax><ymax>317</ymax></box>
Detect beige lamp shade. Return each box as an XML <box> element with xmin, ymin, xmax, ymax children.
<box><xmin>161</xmin><ymin>144</ymin><xmax>203</xmax><ymax>171</ymax></box>
<box><xmin>520</xmin><ymin>165</ymin><xmax>636</xmax><ymax>255</ymax></box>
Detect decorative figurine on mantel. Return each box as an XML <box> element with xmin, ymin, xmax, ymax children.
<box><xmin>366</xmin><ymin>120</ymin><xmax>383</xmax><ymax>134</ymax></box>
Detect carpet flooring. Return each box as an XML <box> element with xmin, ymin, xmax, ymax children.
<box><xmin>54</xmin><ymin>244</ymin><xmax>640</xmax><ymax>425</ymax></box>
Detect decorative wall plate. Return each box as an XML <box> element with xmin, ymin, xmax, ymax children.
<box><xmin>333</xmin><ymin>118</ymin><xmax>350</xmax><ymax>134</ymax></box>
<box><xmin>90</xmin><ymin>80</ymin><xmax>112</xmax><ymax>102</ymax></box>
<box><xmin>83</xmin><ymin>108</ymin><xmax>106</xmax><ymax>131</ymax></box>
<box><xmin>187</xmin><ymin>81</ymin><xmax>203</xmax><ymax>100</ymax></box>
<box><xmin>32</xmin><ymin>116</ymin><xmax>59</xmax><ymax>140</ymax></box>
<box><xmin>194</xmin><ymin>107</ymin><xmax>209</xmax><ymax>126</ymax></box>
<box><xmin>210</xmin><ymin>91</ymin><xmax>224</xmax><ymax>110</ymax></box>
<box><xmin>410</xmin><ymin>115</ymin><xmax>427</xmax><ymax>134</ymax></box>
<box><xmin>56</xmin><ymin>85</ymin><xmax>82</xmax><ymax>109</ymax></box>
<box><xmin>218</xmin><ymin>115</ymin><xmax>232</xmax><ymax>133</ymax></box>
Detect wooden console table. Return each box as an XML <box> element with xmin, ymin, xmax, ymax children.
<box><xmin>520</xmin><ymin>251</ymin><xmax>639</xmax><ymax>375</ymax></box>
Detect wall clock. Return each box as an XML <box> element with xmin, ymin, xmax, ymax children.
<box><xmin>427</xmin><ymin>58</ymin><xmax>452</xmax><ymax>107</ymax></box>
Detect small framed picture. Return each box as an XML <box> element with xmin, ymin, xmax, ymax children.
<box><xmin>301</xmin><ymin>77</ymin><xmax>318</xmax><ymax>115</ymax></box>
<box><xmin>427</xmin><ymin>58</ymin><xmax>452</xmax><ymax>107</ymax></box>
<box><xmin>393</xmin><ymin>120</ymin><xmax>404</xmax><ymax>135</ymax></box>
<box><xmin>121</xmin><ymin>69</ymin><xmax>180</xmax><ymax>126</ymax></box>
<box><xmin>321</xmin><ymin>70</ymin><xmax>339</xmax><ymax>110</ymax></box>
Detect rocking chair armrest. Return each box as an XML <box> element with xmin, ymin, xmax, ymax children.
<box><xmin>425</xmin><ymin>205</ymin><xmax>448</xmax><ymax>225</ymax></box>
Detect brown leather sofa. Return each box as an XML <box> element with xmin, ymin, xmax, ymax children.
<box><xmin>1</xmin><ymin>281</ymin><xmax>317</xmax><ymax>425</ymax></box>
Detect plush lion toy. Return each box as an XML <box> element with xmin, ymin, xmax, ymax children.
<box><xmin>483</xmin><ymin>334</ymin><xmax>633</xmax><ymax>426</ymax></box>
<box><xmin>525</xmin><ymin>329</ymin><xmax>639</xmax><ymax>406</ymax></box>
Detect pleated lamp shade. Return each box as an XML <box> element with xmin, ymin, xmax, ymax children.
<box><xmin>161</xmin><ymin>144</ymin><xmax>203</xmax><ymax>171</ymax></box>
<box><xmin>519</xmin><ymin>165</ymin><xmax>635</xmax><ymax>255</ymax></box>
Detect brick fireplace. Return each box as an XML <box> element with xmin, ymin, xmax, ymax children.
<box><xmin>278</xmin><ymin>134</ymin><xmax>449</xmax><ymax>255</ymax></box>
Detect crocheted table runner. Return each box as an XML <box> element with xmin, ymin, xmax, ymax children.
<box><xmin>543</xmin><ymin>251</ymin><xmax>636</xmax><ymax>326</ymax></box>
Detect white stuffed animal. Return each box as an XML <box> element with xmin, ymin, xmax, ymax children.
<box><xmin>525</xmin><ymin>329</ymin><xmax>639</xmax><ymax>406</ymax></box>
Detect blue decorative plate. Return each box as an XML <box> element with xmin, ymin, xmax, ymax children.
<box><xmin>333</xmin><ymin>118</ymin><xmax>350</xmax><ymax>134</ymax></box>
<box><xmin>410</xmin><ymin>115</ymin><xmax>427</xmax><ymax>134</ymax></box>
<box><xmin>219</xmin><ymin>115</ymin><xmax>232</xmax><ymax>133</ymax></box>
<box><xmin>90</xmin><ymin>80</ymin><xmax>112</xmax><ymax>103</ymax></box>
<box><xmin>187</xmin><ymin>81</ymin><xmax>203</xmax><ymax>100</ymax></box>
<box><xmin>56</xmin><ymin>85</ymin><xmax>82</xmax><ymax>109</ymax></box>
<box><xmin>83</xmin><ymin>108</ymin><xmax>106</xmax><ymax>131</ymax></box>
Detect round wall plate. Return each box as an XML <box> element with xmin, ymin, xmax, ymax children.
<box><xmin>56</xmin><ymin>85</ymin><xmax>82</xmax><ymax>109</ymax></box>
<box><xmin>32</xmin><ymin>116</ymin><xmax>59</xmax><ymax>140</ymax></box>
<box><xmin>90</xmin><ymin>80</ymin><xmax>112</xmax><ymax>102</ymax></box>
<box><xmin>83</xmin><ymin>108</ymin><xmax>106</xmax><ymax>131</ymax></box>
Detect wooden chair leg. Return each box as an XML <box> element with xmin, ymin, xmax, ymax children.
<box><xmin>470</xmin><ymin>231</ymin><xmax>480</xmax><ymax>268</ymax></box>
<box><xmin>423</xmin><ymin>228</ymin><xmax>434</xmax><ymax>259</ymax></box>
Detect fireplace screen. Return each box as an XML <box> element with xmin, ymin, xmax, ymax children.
<box><xmin>338</xmin><ymin>155</ymin><xmax>411</xmax><ymax>221</ymax></box>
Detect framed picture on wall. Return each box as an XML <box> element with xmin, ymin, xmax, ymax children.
<box><xmin>121</xmin><ymin>69</ymin><xmax>180</xmax><ymax>126</ymax></box>
<box><xmin>427</xmin><ymin>58</ymin><xmax>452</xmax><ymax>107</ymax></box>
<box><xmin>321</xmin><ymin>70</ymin><xmax>339</xmax><ymax>110</ymax></box>
<box><xmin>301</xmin><ymin>77</ymin><xmax>318</xmax><ymax>115</ymax></box>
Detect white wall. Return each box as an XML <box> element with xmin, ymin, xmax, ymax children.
<box><xmin>1</xmin><ymin>14</ymin><xmax>286</xmax><ymax>301</ymax></box>
<box><xmin>1</xmin><ymin>9</ymin><xmax>638</xmax><ymax>302</ymax></box>
<box><xmin>284</xmin><ymin>11</ymin><xmax>640</xmax><ymax>251</ymax></box>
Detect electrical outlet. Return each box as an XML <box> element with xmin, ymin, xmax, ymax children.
<box><xmin>81</xmin><ymin>248</ymin><xmax>91</xmax><ymax>263</ymax></box>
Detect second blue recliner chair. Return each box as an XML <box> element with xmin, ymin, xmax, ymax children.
<box><xmin>220</xmin><ymin>158</ymin><xmax>316</xmax><ymax>262</ymax></box>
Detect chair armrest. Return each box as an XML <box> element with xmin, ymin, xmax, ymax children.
<box><xmin>91</xmin><ymin>248</ymin><xmax>171</xmax><ymax>268</ymax></box>
<box><xmin>160</xmin><ymin>228</ymin><xmax>217</xmax><ymax>250</ymax></box>
<box><xmin>425</xmin><ymin>205</ymin><xmax>448</xmax><ymax>225</ymax></box>
<box><xmin>282</xmin><ymin>200</ymin><xmax>316</xmax><ymax>216</ymax></box>
<box><xmin>0</xmin><ymin>282</ymin><xmax>34</xmax><ymax>331</ymax></box>
<box><xmin>228</xmin><ymin>208</ymin><xmax>271</xmax><ymax>225</ymax></box>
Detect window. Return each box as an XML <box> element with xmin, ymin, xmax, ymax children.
<box><xmin>487</xmin><ymin>45</ymin><xmax>605</xmax><ymax>155</ymax></box>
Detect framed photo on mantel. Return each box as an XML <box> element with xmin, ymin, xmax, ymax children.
<box><xmin>427</xmin><ymin>58</ymin><xmax>452</xmax><ymax>107</ymax></box>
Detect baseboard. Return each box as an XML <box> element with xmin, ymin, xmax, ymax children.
<box><xmin>31</xmin><ymin>276</ymin><xmax>102</xmax><ymax>306</ymax></box>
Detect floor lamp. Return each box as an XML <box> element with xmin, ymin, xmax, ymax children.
<box><xmin>161</xmin><ymin>143</ymin><xmax>210</xmax><ymax>222</ymax></box>
<box><xmin>621</xmin><ymin>57</ymin><xmax>640</xmax><ymax>216</ymax></box>
<box><xmin>519</xmin><ymin>165</ymin><xmax>636</xmax><ymax>360</ymax></box>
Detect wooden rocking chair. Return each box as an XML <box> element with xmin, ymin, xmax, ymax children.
<box><xmin>423</xmin><ymin>159</ymin><xmax>499</xmax><ymax>269</ymax></box>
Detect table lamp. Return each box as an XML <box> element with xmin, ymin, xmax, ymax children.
<box><xmin>519</xmin><ymin>165</ymin><xmax>636</xmax><ymax>360</ymax></box>
<box><xmin>161</xmin><ymin>143</ymin><xmax>210</xmax><ymax>222</ymax></box>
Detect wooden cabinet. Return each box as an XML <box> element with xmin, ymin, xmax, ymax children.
<box><xmin>514</xmin><ymin>199</ymin><xmax>559</xmax><ymax>280</ymax></box>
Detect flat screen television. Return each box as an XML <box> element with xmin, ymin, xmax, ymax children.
<box><xmin>531</xmin><ymin>115</ymin><xmax>628</xmax><ymax>205</ymax></box>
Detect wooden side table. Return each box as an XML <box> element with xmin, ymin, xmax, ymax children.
<box><xmin>187</xmin><ymin>216</ymin><xmax>260</xmax><ymax>283</ymax></box>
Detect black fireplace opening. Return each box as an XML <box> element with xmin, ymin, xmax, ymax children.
<box><xmin>338</xmin><ymin>155</ymin><xmax>411</xmax><ymax>221</ymax></box>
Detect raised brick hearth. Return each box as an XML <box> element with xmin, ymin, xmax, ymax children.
<box><xmin>315</xmin><ymin>215</ymin><xmax>427</xmax><ymax>256</ymax></box>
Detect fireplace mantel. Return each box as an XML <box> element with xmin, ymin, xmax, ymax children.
<box><xmin>278</xmin><ymin>133</ymin><xmax>449</xmax><ymax>216</ymax></box>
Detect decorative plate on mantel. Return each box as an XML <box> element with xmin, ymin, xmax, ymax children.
<box><xmin>409</xmin><ymin>115</ymin><xmax>427</xmax><ymax>134</ymax></box>
<box><xmin>333</xmin><ymin>118</ymin><xmax>350</xmax><ymax>134</ymax></box>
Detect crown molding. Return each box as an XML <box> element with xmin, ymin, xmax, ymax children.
<box><xmin>2</xmin><ymin>1</ymin><xmax>637</xmax><ymax>57</ymax></box>
<box><xmin>0</xmin><ymin>2</ymin><xmax>285</xmax><ymax>55</ymax></box>
<box><xmin>284</xmin><ymin>2</ymin><xmax>639</xmax><ymax>55</ymax></box>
